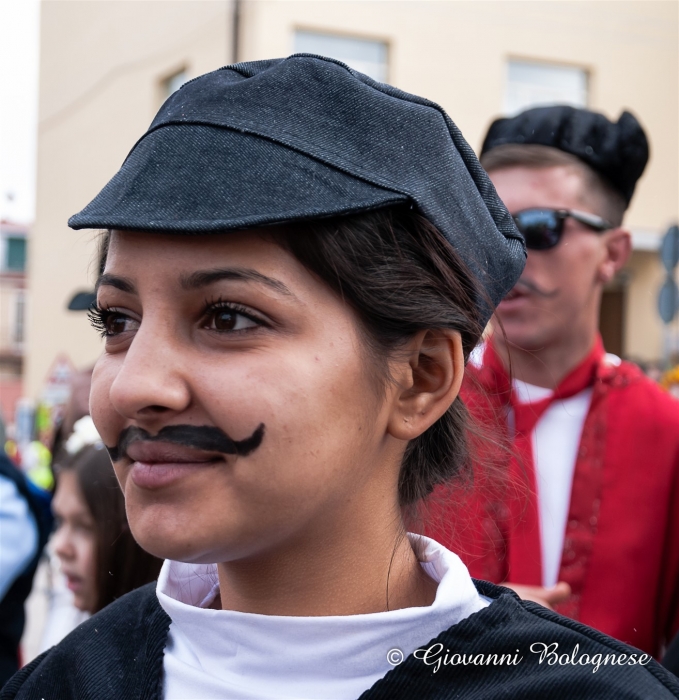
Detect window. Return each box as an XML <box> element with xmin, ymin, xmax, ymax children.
<box><xmin>162</xmin><ymin>68</ymin><xmax>188</xmax><ymax>99</ymax></box>
<box><xmin>294</xmin><ymin>31</ymin><xmax>388</xmax><ymax>83</ymax></box>
<box><xmin>504</xmin><ymin>60</ymin><xmax>588</xmax><ymax>116</ymax></box>
<box><xmin>5</xmin><ymin>237</ymin><xmax>26</xmax><ymax>272</ymax></box>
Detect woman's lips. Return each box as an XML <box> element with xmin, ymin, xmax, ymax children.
<box><xmin>64</xmin><ymin>574</ymin><xmax>84</xmax><ymax>593</ymax></box>
<box><xmin>126</xmin><ymin>441</ymin><xmax>223</xmax><ymax>489</ymax></box>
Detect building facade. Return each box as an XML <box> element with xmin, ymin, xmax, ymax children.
<box><xmin>0</xmin><ymin>220</ymin><xmax>27</xmax><ymax>428</ymax></box>
<box><xmin>26</xmin><ymin>0</ymin><xmax>678</xmax><ymax>401</ymax></box>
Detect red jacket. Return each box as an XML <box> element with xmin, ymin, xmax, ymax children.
<box><xmin>427</xmin><ymin>342</ymin><xmax>679</xmax><ymax>657</ymax></box>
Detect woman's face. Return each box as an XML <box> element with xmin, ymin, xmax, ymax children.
<box><xmin>90</xmin><ymin>230</ymin><xmax>406</xmax><ymax>565</ymax></box>
<box><xmin>52</xmin><ymin>470</ymin><xmax>98</xmax><ymax>612</ymax></box>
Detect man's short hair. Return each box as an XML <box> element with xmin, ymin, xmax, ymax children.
<box><xmin>480</xmin><ymin>144</ymin><xmax>627</xmax><ymax>227</ymax></box>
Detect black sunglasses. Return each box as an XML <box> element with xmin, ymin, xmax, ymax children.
<box><xmin>513</xmin><ymin>208</ymin><xmax>613</xmax><ymax>250</ymax></box>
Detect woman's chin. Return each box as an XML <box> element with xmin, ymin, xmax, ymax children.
<box><xmin>125</xmin><ymin>493</ymin><xmax>291</xmax><ymax>564</ymax></box>
<box><xmin>130</xmin><ymin>531</ymin><xmax>200</xmax><ymax>563</ymax></box>
<box><xmin>72</xmin><ymin>593</ymin><xmax>93</xmax><ymax>613</ymax></box>
<box><xmin>130</xmin><ymin>520</ymin><xmax>290</xmax><ymax>566</ymax></box>
<box><xmin>129</xmin><ymin>523</ymin><xmax>234</xmax><ymax>564</ymax></box>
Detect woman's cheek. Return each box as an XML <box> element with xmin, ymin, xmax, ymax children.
<box><xmin>90</xmin><ymin>355</ymin><xmax>123</xmax><ymax>448</ymax></box>
<box><xmin>75</xmin><ymin>530</ymin><xmax>99</xmax><ymax>610</ymax></box>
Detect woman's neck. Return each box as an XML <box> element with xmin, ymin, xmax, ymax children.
<box><xmin>215</xmin><ymin>516</ymin><xmax>437</xmax><ymax>616</ymax></box>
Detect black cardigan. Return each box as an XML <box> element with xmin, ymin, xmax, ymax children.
<box><xmin>3</xmin><ymin>580</ymin><xmax>678</xmax><ymax>699</ymax></box>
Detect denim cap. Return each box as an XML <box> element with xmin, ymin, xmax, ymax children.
<box><xmin>69</xmin><ymin>54</ymin><xmax>525</xmax><ymax>324</ymax></box>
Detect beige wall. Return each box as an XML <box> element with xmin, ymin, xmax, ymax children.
<box><xmin>28</xmin><ymin>0</ymin><xmax>679</xmax><ymax>398</ymax></box>
<box><xmin>27</xmin><ymin>0</ymin><xmax>233</xmax><ymax>397</ymax></box>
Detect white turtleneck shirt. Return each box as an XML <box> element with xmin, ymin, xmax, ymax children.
<box><xmin>156</xmin><ymin>534</ymin><xmax>491</xmax><ymax>700</ymax></box>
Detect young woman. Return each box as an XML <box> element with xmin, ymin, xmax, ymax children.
<box><xmin>3</xmin><ymin>56</ymin><xmax>677</xmax><ymax>700</ymax></box>
<box><xmin>50</xmin><ymin>417</ymin><xmax>163</xmax><ymax>616</ymax></box>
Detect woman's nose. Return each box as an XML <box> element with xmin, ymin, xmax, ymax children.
<box><xmin>107</xmin><ymin>320</ymin><xmax>192</xmax><ymax>423</ymax></box>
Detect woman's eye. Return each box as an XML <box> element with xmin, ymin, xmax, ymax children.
<box><xmin>205</xmin><ymin>306</ymin><xmax>259</xmax><ymax>333</ymax></box>
<box><xmin>89</xmin><ymin>306</ymin><xmax>139</xmax><ymax>338</ymax></box>
<box><xmin>105</xmin><ymin>313</ymin><xmax>138</xmax><ymax>335</ymax></box>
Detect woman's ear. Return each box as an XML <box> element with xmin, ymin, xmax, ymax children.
<box><xmin>387</xmin><ymin>329</ymin><xmax>464</xmax><ymax>441</ymax></box>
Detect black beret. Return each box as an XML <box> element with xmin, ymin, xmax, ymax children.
<box><xmin>69</xmin><ymin>54</ymin><xmax>525</xmax><ymax>324</ymax></box>
<box><xmin>481</xmin><ymin>105</ymin><xmax>649</xmax><ymax>205</ymax></box>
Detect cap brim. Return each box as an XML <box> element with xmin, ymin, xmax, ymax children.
<box><xmin>67</xmin><ymin>291</ymin><xmax>97</xmax><ymax>311</ymax></box>
<box><xmin>68</xmin><ymin>124</ymin><xmax>408</xmax><ymax>232</ymax></box>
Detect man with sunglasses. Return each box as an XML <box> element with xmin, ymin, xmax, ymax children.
<box><xmin>432</xmin><ymin>105</ymin><xmax>679</xmax><ymax>659</ymax></box>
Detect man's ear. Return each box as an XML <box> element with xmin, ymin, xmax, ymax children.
<box><xmin>598</xmin><ymin>228</ymin><xmax>631</xmax><ymax>284</ymax></box>
<box><xmin>387</xmin><ymin>329</ymin><xmax>464</xmax><ymax>441</ymax></box>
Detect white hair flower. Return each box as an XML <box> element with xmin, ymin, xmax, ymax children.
<box><xmin>65</xmin><ymin>415</ymin><xmax>102</xmax><ymax>455</ymax></box>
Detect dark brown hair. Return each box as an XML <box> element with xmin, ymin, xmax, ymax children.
<box><xmin>480</xmin><ymin>143</ymin><xmax>626</xmax><ymax>227</ymax></box>
<box><xmin>54</xmin><ymin>444</ymin><xmax>163</xmax><ymax>613</ymax></box>
<box><xmin>273</xmin><ymin>206</ymin><xmax>489</xmax><ymax>505</ymax></box>
<box><xmin>98</xmin><ymin>205</ymin><xmax>490</xmax><ymax>507</ymax></box>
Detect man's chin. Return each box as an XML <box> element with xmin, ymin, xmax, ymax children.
<box><xmin>493</xmin><ymin>322</ymin><xmax>555</xmax><ymax>354</ymax></box>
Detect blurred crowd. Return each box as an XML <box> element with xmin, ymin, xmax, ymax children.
<box><xmin>0</xmin><ymin>368</ymin><xmax>162</xmax><ymax>686</ymax></box>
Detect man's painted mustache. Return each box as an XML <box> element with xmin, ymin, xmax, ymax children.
<box><xmin>512</xmin><ymin>277</ymin><xmax>560</xmax><ymax>299</ymax></box>
<box><xmin>106</xmin><ymin>423</ymin><xmax>265</xmax><ymax>463</ymax></box>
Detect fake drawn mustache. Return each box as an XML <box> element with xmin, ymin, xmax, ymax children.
<box><xmin>106</xmin><ymin>423</ymin><xmax>265</xmax><ymax>463</ymax></box>
<box><xmin>511</xmin><ymin>277</ymin><xmax>560</xmax><ymax>299</ymax></box>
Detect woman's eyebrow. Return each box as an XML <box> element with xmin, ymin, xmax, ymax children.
<box><xmin>95</xmin><ymin>273</ymin><xmax>136</xmax><ymax>294</ymax></box>
<box><xmin>180</xmin><ymin>267</ymin><xmax>294</xmax><ymax>297</ymax></box>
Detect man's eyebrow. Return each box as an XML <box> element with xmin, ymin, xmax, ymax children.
<box><xmin>95</xmin><ymin>274</ymin><xmax>136</xmax><ymax>295</ymax></box>
<box><xmin>180</xmin><ymin>268</ymin><xmax>293</xmax><ymax>296</ymax></box>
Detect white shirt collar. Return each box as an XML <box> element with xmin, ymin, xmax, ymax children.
<box><xmin>157</xmin><ymin>534</ymin><xmax>489</xmax><ymax>699</ymax></box>
<box><xmin>512</xmin><ymin>377</ymin><xmax>554</xmax><ymax>404</ymax></box>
